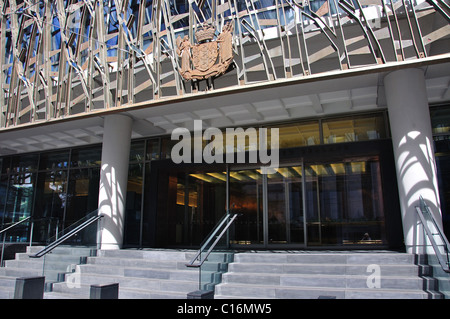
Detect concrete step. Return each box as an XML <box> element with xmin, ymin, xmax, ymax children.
<box><xmin>233</xmin><ymin>252</ymin><xmax>415</xmax><ymax>264</ymax></box>
<box><xmin>0</xmin><ymin>266</ymin><xmax>42</xmax><ymax>278</ymax></box>
<box><xmin>3</xmin><ymin>248</ymin><xmax>437</xmax><ymax>299</ymax></box>
<box><xmin>222</xmin><ymin>272</ymin><xmax>424</xmax><ymax>290</ymax></box>
<box><xmin>73</xmin><ymin>263</ymin><xmax>198</xmax><ymax>281</ymax></box>
<box><xmin>98</xmin><ymin>249</ymin><xmax>193</xmax><ymax>261</ymax></box>
<box><xmin>41</xmin><ymin>249</ymin><xmax>203</xmax><ymax>299</ymax></box>
<box><xmin>0</xmin><ymin>286</ymin><xmax>14</xmax><ymax>299</ymax></box>
<box><xmin>214</xmin><ymin>252</ymin><xmax>434</xmax><ymax>299</ymax></box>
<box><xmin>25</xmin><ymin>246</ymin><xmax>94</xmax><ymax>256</ymax></box>
<box><xmin>214</xmin><ymin>282</ymin><xmax>430</xmax><ymax>299</ymax></box>
<box><xmin>50</xmin><ymin>274</ymin><xmax>198</xmax><ymax>296</ymax></box>
<box><xmin>0</xmin><ymin>245</ymin><xmax>98</xmax><ymax>299</ymax></box>
<box><xmin>227</xmin><ymin>262</ymin><xmax>420</xmax><ymax>276</ymax></box>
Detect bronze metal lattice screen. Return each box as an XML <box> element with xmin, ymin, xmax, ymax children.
<box><xmin>0</xmin><ymin>0</ymin><xmax>449</xmax><ymax>128</ymax></box>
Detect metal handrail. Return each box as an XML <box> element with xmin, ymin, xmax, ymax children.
<box><xmin>186</xmin><ymin>212</ymin><xmax>239</xmax><ymax>268</ymax></box>
<box><xmin>29</xmin><ymin>213</ymin><xmax>104</xmax><ymax>259</ymax></box>
<box><xmin>415</xmin><ymin>196</ymin><xmax>450</xmax><ymax>273</ymax></box>
<box><xmin>0</xmin><ymin>216</ymin><xmax>31</xmax><ymax>236</ymax></box>
<box><xmin>0</xmin><ymin>216</ymin><xmax>32</xmax><ymax>266</ymax></box>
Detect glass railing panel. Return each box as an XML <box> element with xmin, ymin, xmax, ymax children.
<box><xmin>44</xmin><ymin>210</ymin><xmax>100</xmax><ymax>246</ymax></box>
<box><xmin>198</xmin><ymin>226</ymin><xmax>235</xmax><ymax>291</ymax></box>
<box><xmin>0</xmin><ymin>217</ymin><xmax>31</xmax><ymax>266</ymax></box>
<box><xmin>427</xmin><ymin>254</ymin><xmax>450</xmax><ymax>298</ymax></box>
<box><xmin>419</xmin><ymin>197</ymin><xmax>450</xmax><ymax>268</ymax></box>
<box><xmin>188</xmin><ymin>212</ymin><xmax>238</xmax><ymax>292</ymax></box>
<box><xmin>41</xmin><ymin>215</ymin><xmax>102</xmax><ymax>291</ymax></box>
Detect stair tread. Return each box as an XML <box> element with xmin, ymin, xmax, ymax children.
<box><xmin>0</xmin><ymin>248</ymin><xmax>439</xmax><ymax>299</ymax></box>
<box><xmin>224</xmin><ymin>272</ymin><xmax>421</xmax><ymax>278</ymax></box>
<box><xmin>217</xmin><ymin>282</ymin><xmax>428</xmax><ymax>293</ymax></box>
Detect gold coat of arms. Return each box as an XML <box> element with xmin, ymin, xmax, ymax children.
<box><xmin>176</xmin><ymin>22</ymin><xmax>233</xmax><ymax>81</ymax></box>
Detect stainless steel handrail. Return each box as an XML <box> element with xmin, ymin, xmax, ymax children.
<box><xmin>29</xmin><ymin>213</ymin><xmax>104</xmax><ymax>259</ymax></box>
<box><xmin>0</xmin><ymin>216</ymin><xmax>31</xmax><ymax>236</ymax></box>
<box><xmin>186</xmin><ymin>213</ymin><xmax>239</xmax><ymax>268</ymax></box>
<box><xmin>415</xmin><ymin>195</ymin><xmax>450</xmax><ymax>273</ymax></box>
<box><xmin>0</xmin><ymin>216</ymin><xmax>32</xmax><ymax>266</ymax></box>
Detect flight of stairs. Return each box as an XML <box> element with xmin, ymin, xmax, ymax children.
<box><xmin>0</xmin><ymin>246</ymin><xmax>230</xmax><ymax>299</ymax></box>
<box><xmin>213</xmin><ymin>251</ymin><xmax>443</xmax><ymax>299</ymax></box>
<box><xmin>0</xmin><ymin>246</ymin><xmax>94</xmax><ymax>298</ymax></box>
<box><xmin>0</xmin><ymin>247</ymin><xmax>446</xmax><ymax>299</ymax></box>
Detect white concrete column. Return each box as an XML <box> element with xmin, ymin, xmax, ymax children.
<box><xmin>384</xmin><ymin>68</ymin><xmax>442</xmax><ymax>253</ymax></box>
<box><xmin>98</xmin><ymin>114</ymin><xmax>133</xmax><ymax>250</ymax></box>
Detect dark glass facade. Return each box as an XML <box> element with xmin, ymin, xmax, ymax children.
<box><xmin>0</xmin><ymin>146</ymin><xmax>101</xmax><ymax>243</ymax></box>
<box><xmin>431</xmin><ymin>105</ymin><xmax>450</xmax><ymax>239</ymax></box>
<box><xmin>1</xmin><ymin>108</ymin><xmax>449</xmax><ymax>249</ymax></box>
<box><xmin>152</xmin><ymin>112</ymin><xmax>397</xmax><ymax>249</ymax></box>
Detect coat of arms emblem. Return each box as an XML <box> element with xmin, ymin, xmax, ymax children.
<box><xmin>176</xmin><ymin>22</ymin><xmax>234</xmax><ymax>81</ymax></box>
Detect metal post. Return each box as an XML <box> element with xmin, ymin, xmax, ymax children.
<box><xmin>29</xmin><ymin>220</ymin><xmax>34</xmax><ymax>248</ymax></box>
<box><xmin>14</xmin><ymin>276</ymin><xmax>45</xmax><ymax>299</ymax></box>
<box><xmin>90</xmin><ymin>283</ymin><xmax>119</xmax><ymax>299</ymax></box>
<box><xmin>1</xmin><ymin>233</ymin><xmax>6</xmax><ymax>267</ymax></box>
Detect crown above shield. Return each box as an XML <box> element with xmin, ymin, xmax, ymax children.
<box><xmin>195</xmin><ymin>24</ymin><xmax>216</xmax><ymax>43</ymax></box>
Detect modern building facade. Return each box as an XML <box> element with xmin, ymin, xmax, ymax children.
<box><xmin>0</xmin><ymin>0</ymin><xmax>449</xmax><ymax>255</ymax></box>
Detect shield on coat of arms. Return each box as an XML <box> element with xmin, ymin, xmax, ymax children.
<box><xmin>192</xmin><ymin>42</ymin><xmax>219</xmax><ymax>72</ymax></box>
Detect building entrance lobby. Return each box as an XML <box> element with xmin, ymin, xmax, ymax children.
<box><xmin>154</xmin><ymin>142</ymin><xmax>395</xmax><ymax>250</ymax></box>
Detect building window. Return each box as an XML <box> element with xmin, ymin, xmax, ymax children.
<box><xmin>270</xmin><ymin>121</ymin><xmax>321</xmax><ymax>148</ymax></box>
<box><xmin>0</xmin><ymin>145</ymin><xmax>101</xmax><ymax>244</ymax></box>
<box><xmin>322</xmin><ymin>113</ymin><xmax>387</xmax><ymax>144</ymax></box>
<box><xmin>431</xmin><ymin>105</ymin><xmax>450</xmax><ymax>238</ymax></box>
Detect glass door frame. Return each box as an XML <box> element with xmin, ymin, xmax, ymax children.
<box><xmin>228</xmin><ymin>160</ymin><xmax>307</xmax><ymax>249</ymax></box>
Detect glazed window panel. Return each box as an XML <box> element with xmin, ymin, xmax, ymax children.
<box><xmin>4</xmin><ymin>173</ymin><xmax>35</xmax><ymax>224</ymax></box>
<box><xmin>10</xmin><ymin>154</ymin><xmax>39</xmax><ymax>173</ymax></box>
<box><xmin>70</xmin><ymin>146</ymin><xmax>102</xmax><ymax>168</ymax></box>
<box><xmin>274</xmin><ymin>122</ymin><xmax>321</xmax><ymax>148</ymax></box>
<box><xmin>1</xmin><ymin>157</ymin><xmax>9</xmax><ymax>174</ymax></box>
<box><xmin>0</xmin><ymin>174</ymin><xmax>7</xmax><ymax>224</ymax></box>
<box><xmin>146</xmin><ymin>139</ymin><xmax>161</xmax><ymax>161</ymax></box>
<box><xmin>65</xmin><ymin>167</ymin><xmax>100</xmax><ymax>223</ymax></box>
<box><xmin>39</xmin><ymin>151</ymin><xmax>70</xmax><ymax>170</ymax></box>
<box><xmin>431</xmin><ymin>106</ymin><xmax>450</xmax><ymax>136</ymax></box>
<box><xmin>129</xmin><ymin>141</ymin><xmax>145</xmax><ymax>163</ymax></box>
<box><xmin>322</xmin><ymin>114</ymin><xmax>386</xmax><ymax>144</ymax></box>
<box><xmin>305</xmin><ymin>158</ymin><xmax>386</xmax><ymax>246</ymax></box>
<box><xmin>124</xmin><ymin>163</ymin><xmax>144</xmax><ymax>247</ymax></box>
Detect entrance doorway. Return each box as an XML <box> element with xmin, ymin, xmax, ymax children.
<box><xmin>229</xmin><ymin>165</ymin><xmax>305</xmax><ymax>248</ymax></box>
<box><xmin>155</xmin><ymin>157</ymin><xmax>387</xmax><ymax>248</ymax></box>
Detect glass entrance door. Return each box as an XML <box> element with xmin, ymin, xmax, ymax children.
<box><xmin>229</xmin><ymin>168</ymin><xmax>263</xmax><ymax>245</ymax></box>
<box><xmin>230</xmin><ymin>164</ymin><xmax>305</xmax><ymax>248</ymax></box>
<box><xmin>267</xmin><ymin>166</ymin><xmax>304</xmax><ymax>246</ymax></box>
<box><xmin>155</xmin><ymin>158</ymin><xmax>387</xmax><ymax>248</ymax></box>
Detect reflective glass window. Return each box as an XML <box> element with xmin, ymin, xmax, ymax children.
<box><xmin>4</xmin><ymin>173</ymin><xmax>35</xmax><ymax>224</ymax></box>
<box><xmin>70</xmin><ymin>146</ymin><xmax>102</xmax><ymax>168</ymax></box>
<box><xmin>0</xmin><ymin>174</ymin><xmax>7</xmax><ymax>223</ymax></box>
<box><xmin>146</xmin><ymin>139</ymin><xmax>160</xmax><ymax>161</ymax></box>
<box><xmin>129</xmin><ymin>141</ymin><xmax>145</xmax><ymax>163</ymax></box>
<box><xmin>39</xmin><ymin>150</ymin><xmax>69</xmax><ymax>170</ymax></box>
<box><xmin>65</xmin><ymin>167</ymin><xmax>100</xmax><ymax>223</ymax></box>
<box><xmin>1</xmin><ymin>157</ymin><xmax>10</xmax><ymax>174</ymax></box>
<box><xmin>11</xmin><ymin>154</ymin><xmax>39</xmax><ymax>173</ymax></box>
<box><xmin>272</xmin><ymin>121</ymin><xmax>320</xmax><ymax>148</ymax></box>
<box><xmin>124</xmin><ymin>163</ymin><xmax>144</xmax><ymax>246</ymax></box>
<box><xmin>305</xmin><ymin>158</ymin><xmax>386</xmax><ymax>246</ymax></box>
<box><xmin>431</xmin><ymin>106</ymin><xmax>450</xmax><ymax>136</ymax></box>
<box><xmin>322</xmin><ymin>114</ymin><xmax>386</xmax><ymax>144</ymax></box>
